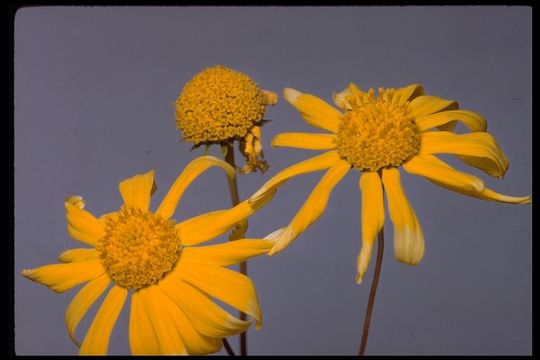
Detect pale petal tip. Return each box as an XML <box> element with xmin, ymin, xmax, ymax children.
<box><xmin>262</xmin><ymin>89</ymin><xmax>278</xmax><ymax>105</ymax></box>
<box><xmin>21</xmin><ymin>268</ymin><xmax>33</xmax><ymax>277</ymax></box>
<box><xmin>265</xmin><ymin>228</ymin><xmax>288</xmax><ymax>256</ymax></box>
<box><xmin>355</xmin><ymin>274</ymin><xmax>363</xmax><ymax>285</ymax></box>
<box><xmin>65</xmin><ymin>195</ymin><xmax>85</xmax><ymax>209</ymax></box>
<box><xmin>283</xmin><ymin>87</ymin><xmax>302</xmax><ymax>104</ymax></box>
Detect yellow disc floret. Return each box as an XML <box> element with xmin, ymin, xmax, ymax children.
<box><xmin>175</xmin><ymin>65</ymin><xmax>275</xmax><ymax>144</ymax></box>
<box><xmin>96</xmin><ymin>207</ymin><xmax>181</xmax><ymax>289</ymax></box>
<box><xmin>336</xmin><ymin>87</ymin><xmax>420</xmax><ymax>171</ymax></box>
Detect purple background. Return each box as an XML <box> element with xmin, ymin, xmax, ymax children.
<box><xmin>15</xmin><ymin>6</ymin><xmax>532</xmax><ymax>355</ymax></box>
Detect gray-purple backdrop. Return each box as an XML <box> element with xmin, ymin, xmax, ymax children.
<box><xmin>15</xmin><ymin>6</ymin><xmax>532</xmax><ymax>355</ymax></box>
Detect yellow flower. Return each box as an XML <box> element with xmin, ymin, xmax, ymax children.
<box><xmin>22</xmin><ymin>156</ymin><xmax>276</xmax><ymax>355</ymax></box>
<box><xmin>175</xmin><ymin>65</ymin><xmax>277</xmax><ymax>173</ymax></box>
<box><xmin>251</xmin><ymin>83</ymin><xmax>531</xmax><ymax>284</ymax></box>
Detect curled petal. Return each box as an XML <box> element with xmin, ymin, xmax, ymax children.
<box><xmin>156</xmin><ymin>156</ymin><xmax>235</xmax><ymax>220</ymax></box>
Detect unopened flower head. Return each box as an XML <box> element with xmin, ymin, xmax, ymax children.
<box><xmin>176</xmin><ymin>65</ymin><xmax>277</xmax><ymax>173</ymax></box>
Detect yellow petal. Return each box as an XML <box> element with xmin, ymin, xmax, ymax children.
<box><xmin>268</xmin><ymin>159</ymin><xmax>350</xmax><ymax>256</ymax></box>
<box><xmin>176</xmin><ymin>191</ymin><xmax>275</xmax><ymax>246</ymax></box>
<box><xmin>160</xmin><ymin>277</ymin><xmax>251</xmax><ymax>338</ymax></box>
<box><xmin>176</xmin><ymin>263</ymin><xmax>263</xmax><ymax>329</ymax></box>
<box><xmin>65</xmin><ymin>201</ymin><xmax>104</xmax><ymax>246</ymax></box>
<box><xmin>80</xmin><ymin>286</ymin><xmax>127</xmax><ymax>355</ymax></box>
<box><xmin>118</xmin><ymin>170</ymin><xmax>156</xmax><ymax>212</ymax></box>
<box><xmin>58</xmin><ymin>248</ymin><xmax>99</xmax><ymax>263</ymax></box>
<box><xmin>357</xmin><ymin>172</ymin><xmax>385</xmax><ymax>284</ymax></box>
<box><xmin>180</xmin><ymin>239</ymin><xmax>273</xmax><ymax>266</ymax></box>
<box><xmin>139</xmin><ymin>286</ymin><xmax>187</xmax><ymax>355</ymax></box>
<box><xmin>467</xmin><ymin>188</ymin><xmax>531</xmax><ymax>204</ymax></box>
<box><xmin>396</xmin><ymin>84</ymin><xmax>425</xmax><ymax>106</ymax></box>
<box><xmin>65</xmin><ymin>273</ymin><xmax>110</xmax><ymax>346</ymax></box>
<box><xmin>381</xmin><ymin>168</ymin><xmax>425</xmax><ymax>265</ymax></box>
<box><xmin>22</xmin><ymin>260</ymin><xmax>105</xmax><ymax>293</ymax></box>
<box><xmin>129</xmin><ymin>291</ymin><xmax>161</xmax><ymax>355</ymax></box>
<box><xmin>283</xmin><ymin>87</ymin><xmax>341</xmax><ymax>133</ymax></box>
<box><xmin>271</xmin><ymin>132</ymin><xmax>337</xmax><ymax>150</ymax></box>
<box><xmin>250</xmin><ymin>150</ymin><xmax>342</xmax><ymax>205</ymax></box>
<box><xmin>410</xmin><ymin>95</ymin><xmax>459</xmax><ymax>118</ymax></box>
<box><xmin>162</xmin><ymin>291</ymin><xmax>222</xmax><ymax>355</ymax></box>
<box><xmin>156</xmin><ymin>156</ymin><xmax>235</xmax><ymax>220</ymax></box>
<box><xmin>416</xmin><ymin>110</ymin><xmax>487</xmax><ymax>133</ymax></box>
<box><xmin>420</xmin><ymin>131</ymin><xmax>509</xmax><ymax>177</ymax></box>
<box><xmin>408</xmin><ymin>157</ymin><xmax>531</xmax><ymax>204</ymax></box>
<box><xmin>403</xmin><ymin>155</ymin><xmax>485</xmax><ymax>192</ymax></box>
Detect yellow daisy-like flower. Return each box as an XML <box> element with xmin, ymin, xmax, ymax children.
<box><xmin>251</xmin><ymin>83</ymin><xmax>531</xmax><ymax>283</ymax></box>
<box><xmin>22</xmin><ymin>156</ymin><xmax>276</xmax><ymax>355</ymax></box>
<box><xmin>175</xmin><ymin>65</ymin><xmax>278</xmax><ymax>174</ymax></box>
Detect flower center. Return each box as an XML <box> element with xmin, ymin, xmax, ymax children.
<box><xmin>175</xmin><ymin>65</ymin><xmax>276</xmax><ymax>144</ymax></box>
<box><xmin>96</xmin><ymin>207</ymin><xmax>181</xmax><ymax>289</ymax></box>
<box><xmin>335</xmin><ymin>88</ymin><xmax>420</xmax><ymax>171</ymax></box>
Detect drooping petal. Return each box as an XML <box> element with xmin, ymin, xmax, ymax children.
<box><xmin>129</xmin><ymin>291</ymin><xmax>161</xmax><ymax>355</ymax></box>
<box><xmin>180</xmin><ymin>239</ymin><xmax>273</xmax><ymax>266</ymax></box>
<box><xmin>357</xmin><ymin>172</ymin><xmax>385</xmax><ymax>284</ymax></box>
<box><xmin>139</xmin><ymin>286</ymin><xmax>187</xmax><ymax>355</ymax></box>
<box><xmin>410</xmin><ymin>95</ymin><xmax>459</xmax><ymax>118</ymax></box>
<box><xmin>415</xmin><ymin>110</ymin><xmax>487</xmax><ymax>132</ymax></box>
<box><xmin>176</xmin><ymin>189</ymin><xmax>276</xmax><ymax>246</ymax></box>
<box><xmin>79</xmin><ymin>285</ymin><xmax>127</xmax><ymax>355</ymax></box>
<box><xmin>464</xmin><ymin>187</ymin><xmax>531</xmax><ymax>204</ymax></box>
<box><xmin>162</xmin><ymin>292</ymin><xmax>222</xmax><ymax>354</ymax></box>
<box><xmin>118</xmin><ymin>170</ymin><xmax>156</xmax><ymax>212</ymax></box>
<box><xmin>175</xmin><ymin>263</ymin><xmax>263</xmax><ymax>329</ymax></box>
<box><xmin>381</xmin><ymin>168</ymin><xmax>425</xmax><ymax>265</ymax></box>
<box><xmin>250</xmin><ymin>150</ymin><xmax>342</xmax><ymax>209</ymax></box>
<box><xmin>396</xmin><ymin>84</ymin><xmax>425</xmax><ymax>106</ymax></box>
<box><xmin>420</xmin><ymin>131</ymin><xmax>509</xmax><ymax>177</ymax></box>
<box><xmin>403</xmin><ymin>155</ymin><xmax>485</xmax><ymax>192</ymax></box>
<box><xmin>21</xmin><ymin>260</ymin><xmax>105</xmax><ymax>293</ymax></box>
<box><xmin>65</xmin><ymin>273</ymin><xmax>111</xmax><ymax>346</ymax></box>
<box><xmin>65</xmin><ymin>201</ymin><xmax>105</xmax><ymax>246</ymax></box>
<box><xmin>283</xmin><ymin>88</ymin><xmax>342</xmax><ymax>133</ymax></box>
<box><xmin>156</xmin><ymin>156</ymin><xmax>235</xmax><ymax>220</ymax></box>
<box><xmin>58</xmin><ymin>248</ymin><xmax>99</xmax><ymax>263</ymax></box>
<box><xmin>271</xmin><ymin>132</ymin><xmax>337</xmax><ymax>150</ymax></box>
<box><xmin>160</xmin><ymin>277</ymin><xmax>251</xmax><ymax>338</ymax></box>
<box><xmin>268</xmin><ymin>159</ymin><xmax>351</xmax><ymax>256</ymax></box>
<box><xmin>406</xmin><ymin>156</ymin><xmax>531</xmax><ymax>204</ymax></box>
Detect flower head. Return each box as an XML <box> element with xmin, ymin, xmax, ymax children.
<box><xmin>252</xmin><ymin>83</ymin><xmax>530</xmax><ymax>284</ymax></box>
<box><xmin>22</xmin><ymin>156</ymin><xmax>276</xmax><ymax>355</ymax></box>
<box><xmin>176</xmin><ymin>65</ymin><xmax>277</xmax><ymax>173</ymax></box>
